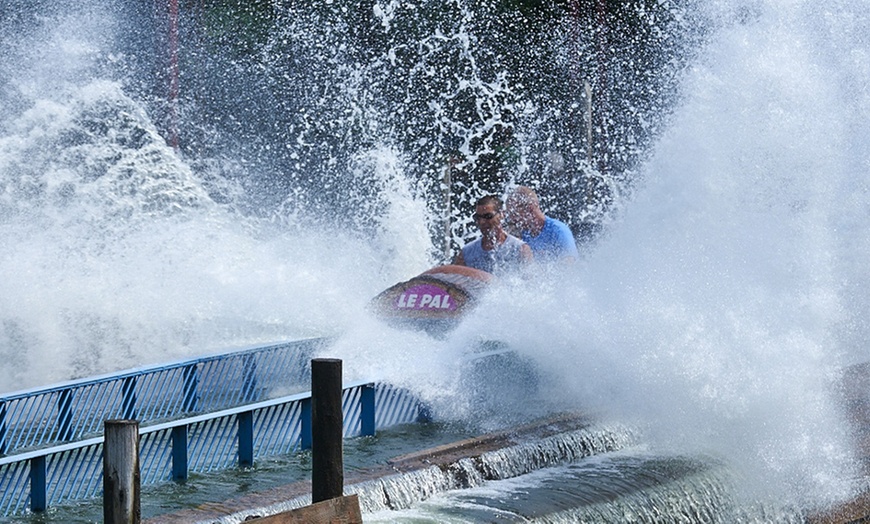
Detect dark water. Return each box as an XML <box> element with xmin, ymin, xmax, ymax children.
<box><xmin>16</xmin><ymin>421</ymin><xmax>805</xmax><ymax>524</ymax></box>
<box><xmin>16</xmin><ymin>421</ymin><xmax>480</xmax><ymax>523</ymax></box>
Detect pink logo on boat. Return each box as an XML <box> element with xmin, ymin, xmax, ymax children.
<box><xmin>395</xmin><ymin>283</ymin><xmax>456</xmax><ymax>310</ymax></box>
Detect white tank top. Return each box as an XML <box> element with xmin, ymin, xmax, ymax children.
<box><xmin>461</xmin><ymin>235</ymin><xmax>526</xmax><ymax>274</ymax></box>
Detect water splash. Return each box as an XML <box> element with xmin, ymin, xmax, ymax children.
<box><xmin>206</xmin><ymin>423</ymin><xmax>637</xmax><ymax>523</ymax></box>
<box><xmin>2</xmin><ymin>0</ymin><xmax>868</xmax><ymax>515</ymax></box>
<box><xmin>447</xmin><ymin>0</ymin><xmax>870</xmax><ymax>510</ymax></box>
<box><xmin>354</xmin><ymin>424</ymin><xmax>636</xmax><ymax>513</ymax></box>
<box><xmin>364</xmin><ymin>453</ymin><xmax>806</xmax><ymax>523</ymax></box>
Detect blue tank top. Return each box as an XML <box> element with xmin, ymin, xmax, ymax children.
<box><xmin>461</xmin><ymin>235</ymin><xmax>526</xmax><ymax>274</ymax></box>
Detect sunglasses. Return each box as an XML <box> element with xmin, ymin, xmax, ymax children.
<box><xmin>473</xmin><ymin>212</ymin><xmax>498</xmax><ymax>221</ymax></box>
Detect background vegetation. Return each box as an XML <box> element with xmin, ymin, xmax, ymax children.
<box><xmin>139</xmin><ymin>0</ymin><xmax>697</xmax><ymax>259</ymax></box>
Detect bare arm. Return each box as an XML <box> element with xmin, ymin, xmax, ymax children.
<box><xmin>520</xmin><ymin>243</ymin><xmax>533</xmax><ymax>263</ymax></box>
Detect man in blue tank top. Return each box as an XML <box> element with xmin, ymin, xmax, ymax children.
<box><xmin>505</xmin><ymin>186</ymin><xmax>579</xmax><ymax>263</ymax></box>
<box><xmin>453</xmin><ymin>195</ymin><xmax>532</xmax><ymax>274</ymax></box>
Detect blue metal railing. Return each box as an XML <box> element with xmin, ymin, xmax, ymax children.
<box><xmin>0</xmin><ymin>380</ymin><xmax>425</xmax><ymax>516</ymax></box>
<box><xmin>0</xmin><ymin>338</ymin><xmax>327</xmax><ymax>456</ymax></box>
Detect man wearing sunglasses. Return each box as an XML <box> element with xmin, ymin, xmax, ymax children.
<box><xmin>452</xmin><ymin>195</ymin><xmax>533</xmax><ymax>274</ymax></box>
<box><xmin>505</xmin><ymin>186</ymin><xmax>578</xmax><ymax>263</ymax></box>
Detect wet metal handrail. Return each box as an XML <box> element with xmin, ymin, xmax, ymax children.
<box><xmin>0</xmin><ymin>379</ymin><xmax>425</xmax><ymax>516</ymax></box>
<box><xmin>0</xmin><ymin>338</ymin><xmax>328</xmax><ymax>456</ymax></box>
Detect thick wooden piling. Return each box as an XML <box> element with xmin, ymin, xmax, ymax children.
<box><xmin>311</xmin><ymin>358</ymin><xmax>343</xmax><ymax>503</ymax></box>
<box><xmin>104</xmin><ymin>419</ymin><xmax>141</xmax><ymax>524</ymax></box>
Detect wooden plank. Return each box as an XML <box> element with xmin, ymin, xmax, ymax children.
<box><xmin>244</xmin><ymin>495</ymin><xmax>362</xmax><ymax>524</ymax></box>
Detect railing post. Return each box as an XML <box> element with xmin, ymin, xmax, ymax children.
<box><xmin>103</xmin><ymin>420</ymin><xmax>140</xmax><ymax>524</ymax></box>
<box><xmin>360</xmin><ymin>384</ymin><xmax>376</xmax><ymax>437</ymax></box>
<box><xmin>30</xmin><ymin>455</ymin><xmax>47</xmax><ymax>512</ymax></box>
<box><xmin>238</xmin><ymin>411</ymin><xmax>254</xmax><ymax>467</ymax></box>
<box><xmin>57</xmin><ymin>389</ymin><xmax>73</xmax><ymax>441</ymax></box>
<box><xmin>182</xmin><ymin>364</ymin><xmax>199</xmax><ymax>413</ymax></box>
<box><xmin>300</xmin><ymin>396</ymin><xmax>312</xmax><ymax>450</ymax></box>
<box><xmin>311</xmin><ymin>358</ymin><xmax>343</xmax><ymax>503</ymax></box>
<box><xmin>171</xmin><ymin>425</ymin><xmax>188</xmax><ymax>481</ymax></box>
<box><xmin>417</xmin><ymin>402</ymin><xmax>433</xmax><ymax>423</ymax></box>
<box><xmin>0</xmin><ymin>400</ymin><xmax>7</xmax><ymax>455</ymax></box>
<box><xmin>122</xmin><ymin>377</ymin><xmax>137</xmax><ymax>420</ymax></box>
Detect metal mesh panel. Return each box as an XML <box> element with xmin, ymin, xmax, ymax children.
<box><xmin>376</xmin><ymin>384</ymin><xmax>421</xmax><ymax>428</ymax></box>
<box><xmin>0</xmin><ymin>338</ymin><xmax>323</xmax><ymax>454</ymax></box>
<box><xmin>0</xmin><ymin>382</ymin><xmax>425</xmax><ymax>517</ymax></box>
<box><xmin>5</xmin><ymin>392</ymin><xmax>66</xmax><ymax>451</ymax></box>
<box><xmin>256</xmin><ymin>345</ymin><xmax>312</xmax><ymax>395</ymax></box>
<box><xmin>198</xmin><ymin>357</ymin><xmax>257</xmax><ymax>411</ymax></box>
<box><xmin>196</xmin><ymin>345</ymin><xmax>315</xmax><ymax>412</ymax></box>
<box><xmin>0</xmin><ymin>460</ymin><xmax>30</xmax><ymax>515</ymax></box>
<box><xmin>46</xmin><ymin>443</ymin><xmax>103</xmax><ymax>506</ymax></box>
<box><xmin>63</xmin><ymin>382</ymin><xmax>125</xmax><ymax>440</ymax></box>
<box><xmin>253</xmin><ymin>401</ymin><xmax>303</xmax><ymax>459</ymax></box>
<box><xmin>140</xmin><ymin>428</ymin><xmax>173</xmax><ymax>485</ymax></box>
<box><xmin>342</xmin><ymin>386</ymin><xmax>363</xmax><ymax>438</ymax></box>
<box><xmin>0</xmin><ymin>338</ymin><xmax>430</xmax><ymax>518</ymax></box>
<box><xmin>188</xmin><ymin>417</ymin><xmax>238</xmax><ymax>474</ymax></box>
<box><xmin>134</xmin><ymin>368</ymin><xmax>191</xmax><ymax>421</ymax></box>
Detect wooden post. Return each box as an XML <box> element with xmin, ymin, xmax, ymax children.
<box><xmin>104</xmin><ymin>420</ymin><xmax>140</xmax><ymax>524</ymax></box>
<box><xmin>311</xmin><ymin>358</ymin><xmax>343</xmax><ymax>503</ymax></box>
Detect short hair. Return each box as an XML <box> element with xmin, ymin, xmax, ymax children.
<box><xmin>507</xmin><ymin>186</ymin><xmax>539</xmax><ymax>208</ymax></box>
<box><xmin>475</xmin><ymin>194</ymin><xmax>503</xmax><ymax>212</ymax></box>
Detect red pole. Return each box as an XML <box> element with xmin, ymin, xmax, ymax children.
<box><xmin>569</xmin><ymin>0</ymin><xmax>608</xmax><ymax>175</ymax></box>
<box><xmin>167</xmin><ymin>0</ymin><xmax>180</xmax><ymax>149</ymax></box>
<box><xmin>594</xmin><ymin>0</ymin><xmax>608</xmax><ymax>175</ymax></box>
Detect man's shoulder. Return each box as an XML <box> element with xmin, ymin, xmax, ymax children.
<box><xmin>543</xmin><ymin>216</ymin><xmax>573</xmax><ymax>236</ymax></box>
<box><xmin>461</xmin><ymin>237</ymin><xmax>482</xmax><ymax>254</ymax></box>
<box><xmin>541</xmin><ymin>216</ymin><xmax>579</xmax><ymax>255</ymax></box>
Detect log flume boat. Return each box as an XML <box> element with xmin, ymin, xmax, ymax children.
<box><xmin>369</xmin><ymin>264</ymin><xmax>492</xmax><ymax>336</ymax></box>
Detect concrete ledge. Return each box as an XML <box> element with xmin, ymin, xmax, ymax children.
<box><xmin>243</xmin><ymin>495</ymin><xmax>362</xmax><ymax>524</ymax></box>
